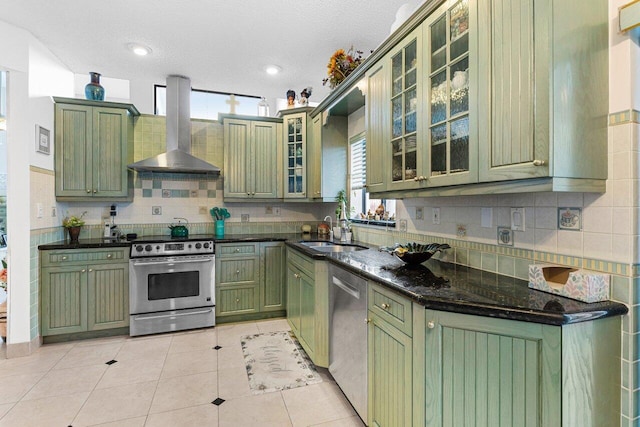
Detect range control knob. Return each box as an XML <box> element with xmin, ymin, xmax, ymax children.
<box><xmin>204</xmin><ymin>242</ymin><xmax>210</xmax><ymax>249</ymax></box>
<box><xmin>156</xmin><ymin>246</ymin><xmax>161</xmax><ymax>251</ymax></box>
<box><xmin>145</xmin><ymin>245</ymin><xmax>152</xmax><ymax>252</ymax></box>
<box><xmin>188</xmin><ymin>244</ymin><xmax>192</xmax><ymax>249</ymax></box>
<box><xmin>135</xmin><ymin>245</ymin><xmax>143</xmax><ymax>252</ymax></box>
<box><xmin>195</xmin><ymin>243</ymin><xmax>202</xmax><ymax>249</ymax></box>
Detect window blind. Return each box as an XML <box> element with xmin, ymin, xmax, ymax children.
<box><xmin>350</xmin><ymin>138</ymin><xmax>366</xmax><ymax>190</ymax></box>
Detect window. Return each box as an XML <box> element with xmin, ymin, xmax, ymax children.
<box><xmin>349</xmin><ymin>134</ymin><xmax>396</xmax><ymax>226</ymax></box>
<box><xmin>154</xmin><ymin>85</ymin><xmax>261</xmax><ymax>119</ymax></box>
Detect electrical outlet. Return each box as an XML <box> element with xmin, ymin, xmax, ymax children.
<box><xmin>36</xmin><ymin>203</ymin><xmax>43</xmax><ymax>218</ymax></box>
<box><xmin>152</xmin><ymin>206</ymin><xmax>162</xmax><ymax>215</ymax></box>
<box><xmin>265</xmin><ymin>206</ymin><xmax>273</xmax><ymax>215</ymax></box>
<box><xmin>416</xmin><ymin>207</ymin><xmax>424</xmax><ymax>220</ymax></box>
<box><xmin>51</xmin><ymin>206</ymin><xmax>57</xmax><ymax>217</ymax></box>
<box><xmin>432</xmin><ymin>208</ymin><xmax>441</xmax><ymax>225</ymax></box>
<box><xmin>199</xmin><ymin>206</ymin><xmax>207</xmax><ymax>214</ymax></box>
<box><xmin>457</xmin><ymin>224</ymin><xmax>467</xmax><ymax>238</ymax></box>
<box><xmin>241</xmin><ymin>214</ymin><xmax>250</xmax><ymax>222</ymax></box>
<box><xmin>511</xmin><ymin>208</ymin><xmax>525</xmax><ymax>231</ymax></box>
<box><xmin>274</xmin><ymin>207</ymin><xmax>281</xmax><ymax>216</ymax></box>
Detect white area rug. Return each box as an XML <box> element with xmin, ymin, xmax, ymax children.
<box><xmin>241</xmin><ymin>331</ymin><xmax>322</xmax><ymax>394</ymax></box>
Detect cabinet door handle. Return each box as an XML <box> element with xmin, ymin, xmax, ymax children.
<box><xmin>427</xmin><ymin>321</ymin><xmax>435</xmax><ymax>329</ymax></box>
<box><xmin>62</xmin><ymin>256</ymin><xmax>68</xmax><ymax>260</ymax></box>
<box><xmin>88</xmin><ymin>269</ymin><xmax>93</xmax><ymax>272</ymax></box>
<box><xmin>381</xmin><ymin>303</ymin><xmax>390</xmax><ymax>310</ymax></box>
<box><xmin>235</xmin><ymin>270</ymin><xmax>240</xmax><ymax>275</ymax></box>
<box><xmin>81</xmin><ymin>269</ymin><xmax>86</xmax><ymax>273</ymax></box>
<box><xmin>93</xmin><ymin>189</ymin><xmax>97</xmax><ymax>193</ymax></box>
<box><xmin>235</xmin><ymin>248</ymin><xmax>240</xmax><ymax>253</ymax></box>
<box><xmin>106</xmin><ymin>254</ymin><xmax>112</xmax><ymax>259</ymax></box>
<box><xmin>364</xmin><ymin>318</ymin><xmax>371</xmax><ymax>324</ymax></box>
<box><xmin>532</xmin><ymin>159</ymin><xmax>546</xmax><ymax>166</ymax></box>
<box><xmin>86</xmin><ymin>189</ymin><xmax>91</xmax><ymax>193</ymax></box>
<box><xmin>294</xmin><ymin>273</ymin><xmax>300</xmax><ymax>279</ymax></box>
<box><xmin>235</xmin><ymin>298</ymin><xmax>240</xmax><ymax>303</ymax></box>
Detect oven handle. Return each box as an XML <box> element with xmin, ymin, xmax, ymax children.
<box><xmin>131</xmin><ymin>258</ymin><xmax>213</xmax><ymax>267</ymax></box>
<box><xmin>133</xmin><ymin>308</ymin><xmax>214</xmax><ymax>321</ymax></box>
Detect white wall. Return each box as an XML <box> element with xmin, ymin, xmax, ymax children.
<box><xmin>0</xmin><ymin>19</ymin><xmax>74</xmax><ymax>348</ymax></box>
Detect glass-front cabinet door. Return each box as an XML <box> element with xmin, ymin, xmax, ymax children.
<box><xmin>425</xmin><ymin>0</ymin><xmax>477</xmax><ymax>186</ymax></box>
<box><xmin>283</xmin><ymin>112</ymin><xmax>307</xmax><ymax>198</ymax></box>
<box><xmin>389</xmin><ymin>28</ymin><xmax>423</xmax><ymax>190</ymax></box>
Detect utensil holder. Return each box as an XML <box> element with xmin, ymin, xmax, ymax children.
<box><xmin>215</xmin><ymin>220</ymin><xmax>225</xmax><ymax>237</ymax></box>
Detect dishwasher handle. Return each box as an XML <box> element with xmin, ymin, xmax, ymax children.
<box><xmin>332</xmin><ymin>276</ymin><xmax>361</xmax><ymax>299</ymax></box>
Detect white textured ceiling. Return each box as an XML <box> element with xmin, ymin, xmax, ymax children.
<box><xmin>2</xmin><ymin>0</ymin><xmax>420</xmax><ymax>106</ymax></box>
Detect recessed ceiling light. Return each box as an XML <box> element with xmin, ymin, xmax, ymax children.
<box><xmin>128</xmin><ymin>43</ymin><xmax>152</xmax><ymax>56</ymax></box>
<box><xmin>265</xmin><ymin>65</ymin><xmax>282</xmax><ymax>75</ymax></box>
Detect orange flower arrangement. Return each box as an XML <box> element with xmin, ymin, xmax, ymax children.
<box><xmin>323</xmin><ymin>46</ymin><xmax>367</xmax><ymax>89</ymax></box>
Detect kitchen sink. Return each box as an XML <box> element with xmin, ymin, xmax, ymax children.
<box><xmin>299</xmin><ymin>241</ymin><xmax>368</xmax><ymax>252</ymax></box>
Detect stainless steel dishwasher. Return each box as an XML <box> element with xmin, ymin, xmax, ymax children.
<box><xmin>329</xmin><ymin>264</ymin><xmax>368</xmax><ymax>424</ymax></box>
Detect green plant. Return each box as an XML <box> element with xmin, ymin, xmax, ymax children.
<box><xmin>335</xmin><ymin>189</ymin><xmax>354</xmax><ymax>219</ymax></box>
<box><xmin>62</xmin><ymin>211</ymin><xmax>87</xmax><ymax>228</ymax></box>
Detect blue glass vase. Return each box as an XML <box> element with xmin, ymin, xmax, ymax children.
<box><xmin>85</xmin><ymin>72</ymin><xmax>105</xmax><ymax>101</ymax></box>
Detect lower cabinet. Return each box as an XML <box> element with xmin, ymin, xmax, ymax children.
<box><xmin>367</xmin><ymin>283</ymin><xmax>414</xmax><ymax>427</ymax></box>
<box><xmin>363</xmin><ymin>283</ymin><xmax>622</xmax><ymax>427</ymax></box>
<box><xmin>40</xmin><ymin>248</ymin><xmax>129</xmax><ymax>337</ymax></box>
<box><xmin>286</xmin><ymin>247</ymin><xmax>329</xmax><ymax>367</ymax></box>
<box><xmin>215</xmin><ymin>242</ymin><xmax>285</xmax><ymax>321</ymax></box>
<box><xmin>415</xmin><ymin>309</ymin><xmax>621</xmax><ymax>427</ymax></box>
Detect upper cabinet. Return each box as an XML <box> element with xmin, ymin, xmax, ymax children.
<box><xmin>54</xmin><ymin>97</ymin><xmax>138</xmax><ymax>201</ymax></box>
<box><xmin>281</xmin><ymin>110</ymin><xmax>309</xmax><ymax>199</ymax></box>
<box><xmin>309</xmin><ymin>112</ymin><xmax>348</xmax><ymax>201</ymax></box>
<box><xmin>358</xmin><ymin>0</ymin><xmax>607</xmax><ymax>197</ymax></box>
<box><xmin>221</xmin><ymin>115</ymin><xmax>283</xmax><ymax>200</ymax></box>
<box><xmin>477</xmin><ymin>0</ymin><xmax>607</xmax><ymax>189</ymax></box>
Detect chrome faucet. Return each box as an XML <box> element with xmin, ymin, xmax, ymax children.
<box><xmin>323</xmin><ymin>215</ymin><xmax>334</xmax><ymax>241</ymax></box>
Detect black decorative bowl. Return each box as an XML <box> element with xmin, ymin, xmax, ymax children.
<box><xmin>380</xmin><ymin>242</ymin><xmax>451</xmax><ymax>265</ymax></box>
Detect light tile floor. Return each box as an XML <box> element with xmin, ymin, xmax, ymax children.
<box><xmin>0</xmin><ymin>319</ymin><xmax>365</xmax><ymax>427</ymax></box>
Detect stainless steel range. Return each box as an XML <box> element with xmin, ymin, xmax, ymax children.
<box><xmin>129</xmin><ymin>238</ymin><xmax>215</xmax><ymax>336</ymax></box>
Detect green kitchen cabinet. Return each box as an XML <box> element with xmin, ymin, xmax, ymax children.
<box><xmin>477</xmin><ymin>0</ymin><xmax>608</xmax><ymax>190</ymax></box>
<box><xmin>215</xmin><ymin>242</ymin><xmax>286</xmax><ymax>321</ymax></box>
<box><xmin>281</xmin><ymin>110</ymin><xmax>309</xmax><ymax>199</ymax></box>
<box><xmin>308</xmin><ymin>112</ymin><xmax>348</xmax><ymax>201</ymax></box>
<box><xmin>40</xmin><ymin>248</ymin><xmax>129</xmax><ymax>337</ymax></box>
<box><xmin>53</xmin><ymin>97</ymin><xmax>138</xmax><ymax>201</ymax></box>
<box><xmin>365</xmin><ymin>56</ymin><xmax>391</xmax><ymax>194</ymax></box>
<box><xmin>260</xmin><ymin>241</ymin><xmax>286</xmax><ymax>312</ymax></box>
<box><xmin>367</xmin><ymin>283</ymin><xmax>414</xmax><ymax>427</ymax></box>
<box><xmin>286</xmin><ymin>247</ymin><xmax>329</xmax><ymax>367</ymax></box>
<box><xmin>414</xmin><ymin>309</ymin><xmax>621</xmax><ymax>426</ymax></box>
<box><xmin>221</xmin><ymin>115</ymin><xmax>283</xmax><ymax>200</ymax></box>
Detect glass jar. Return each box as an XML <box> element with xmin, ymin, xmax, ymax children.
<box><xmin>257</xmin><ymin>97</ymin><xmax>270</xmax><ymax>117</ymax></box>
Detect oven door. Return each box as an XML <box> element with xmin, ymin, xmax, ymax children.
<box><xmin>129</xmin><ymin>255</ymin><xmax>215</xmax><ymax>315</ymax></box>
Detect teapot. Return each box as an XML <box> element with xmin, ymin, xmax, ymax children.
<box><xmin>169</xmin><ymin>217</ymin><xmax>189</xmax><ymax>238</ymax></box>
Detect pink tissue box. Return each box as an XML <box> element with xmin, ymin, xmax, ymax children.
<box><xmin>528</xmin><ymin>264</ymin><xmax>609</xmax><ymax>303</ymax></box>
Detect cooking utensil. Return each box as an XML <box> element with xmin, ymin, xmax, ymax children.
<box><xmin>210</xmin><ymin>207</ymin><xmax>231</xmax><ymax>221</ymax></box>
<box><xmin>169</xmin><ymin>217</ymin><xmax>189</xmax><ymax>238</ymax></box>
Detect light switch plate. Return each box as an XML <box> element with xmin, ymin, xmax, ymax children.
<box><xmin>432</xmin><ymin>208</ymin><xmax>441</xmax><ymax>225</ymax></box>
<box><xmin>481</xmin><ymin>208</ymin><xmax>492</xmax><ymax>228</ymax></box>
<box><xmin>511</xmin><ymin>208</ymin><xmax>525</xmax><ymax>231</ymax></box>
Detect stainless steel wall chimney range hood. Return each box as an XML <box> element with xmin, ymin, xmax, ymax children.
<box><xmin>128</xmin><ymin>75</ymin><xmax>221</xmax><ymax>175</ymax></box>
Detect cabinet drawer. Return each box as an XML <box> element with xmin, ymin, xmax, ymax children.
<box><xmin>41</xmin><ymin>248</ymin><xmax>128</xmax><ymax>267</ymax></box>
<box><xmin>217</xmin><ymin>285</ymin><xmax>259</xmax><ymax>316</ymax></box>
<box><xmin>216</xmin><ymin>243</ymin><xmax>259</xmax><ymax>257</ymax></box>
<box><xmin>287</xmin><ymin>248</ymin><xmax>314</xmax><ymax>276</ymax></box>
<box><xmin>368</xmin><ymin>284</ymin><xmax>413</xmax><ymax>337</ymax></box>
<box><xmin>217</xmin><ymin>258</ymin><xmax>258</xmax><ymax>284</ymax></box>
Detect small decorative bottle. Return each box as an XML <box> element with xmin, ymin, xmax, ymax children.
<box><xmin>85</xmin><ymin>72</ymin><xmax>105</xmax><ymax>101</ymax></box>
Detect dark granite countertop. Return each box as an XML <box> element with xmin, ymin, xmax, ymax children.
<box><xmin>285</xmin><ymin>241</ymin><xmax>628</xmax><ymax>326</ymax></box>
<box><xmin>38</xmin><ymin>233</ymin><xmax>627</xmax><ymax>326</ymax></box>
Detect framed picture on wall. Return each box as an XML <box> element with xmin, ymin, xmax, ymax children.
<box><xmin>36</xmin><ymin>125</ymin><xmax>50</xmax><ymax>155</ymax></box>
